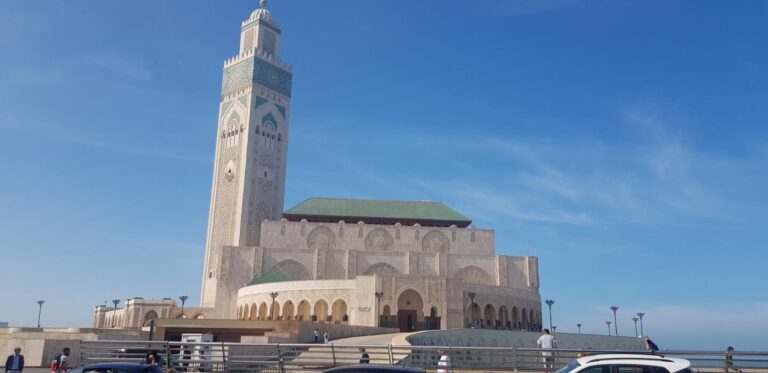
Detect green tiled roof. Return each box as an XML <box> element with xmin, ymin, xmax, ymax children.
<box><xmin>248</xmin><ymin>266</ymin><xmax>293</xmax><ymax>286</ymax></box>
<box><xmin>283</xmin><ymin>197</ymin><xmax>471</xmax><ymax>227</ymax></box>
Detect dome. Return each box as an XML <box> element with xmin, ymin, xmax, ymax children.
<box><xmin>250</xmin><ymin>8</ymin><xmax>271</xmax><ymax>20</ymax></box>
<box><xmin>250</xmin><ymin>0</ymin><xmax>271</xmax><ymax>20</ymax></box>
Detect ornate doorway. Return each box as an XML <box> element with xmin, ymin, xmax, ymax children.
<box><xmin>396</xmin><ymin>289</ymin><xmax>424</xmax><ymax>332</ymax></box>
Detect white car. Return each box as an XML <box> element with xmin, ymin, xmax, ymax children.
<box><xmin>557</xmin><ymin>354</ymin><xmax>692</xmax><ymax>373</ymax></box>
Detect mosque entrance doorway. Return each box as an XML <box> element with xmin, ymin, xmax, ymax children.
<box><xmin>396</xmin><ymin>289</ymin><xmax>424</xmax><ymax>332</ymax></box>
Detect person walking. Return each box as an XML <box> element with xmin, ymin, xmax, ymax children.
<box><xmin>52</xmin><ymin>348</ymin><xmax>71</xmax><ymax>373</ymax></box>
<box><xmin>5</xmin><ymin>347</ymin><xmax>24</xmax><ymax>373</ymax></box>
<box><xmin>536</xmin><ymin>329</ymin><xmax>557</xmax><ymax>370</ymax></box>
<box><xmin>437</xmin><ymin>349</ymin><xmax>451</xmax><ymax>373</ymax></box>
<box><xmin>359</xmin><ymin>348</ymin><xmax>370</xmax><ymax>364</ymax></box>
<box><xmin>724</xmin><ymin>346</ymin><xmax>743</xmax><ymax>373</ymax></box>
<box><xmin>323</xmin><ymin>331</ymin><xmax>330</xmax><ymax>344</ymax></box>
<box><xmin>313</xmin><ymin>329</ymin><xmax>319</xmax><ymax>343</ymax></box>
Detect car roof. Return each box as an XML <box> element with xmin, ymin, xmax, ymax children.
<box><xmin>81</xmin><ymin>362</ymin><xmax>150</xmax><ymax>369</ymax></box>
<box><xmin>323</xmin><ymin>364</ymin><xmax>426</xmax><ymax>373</ymax></box>
<box><xmin>577</xmin><ymin>354</ymin><xmax>690</xmax><ymax>371</ymax></box>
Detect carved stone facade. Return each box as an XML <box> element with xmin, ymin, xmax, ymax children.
<box><xmin>227</xmin><ymin>220</ymin><xmax>542</xmax><ymax>331</ymax></box>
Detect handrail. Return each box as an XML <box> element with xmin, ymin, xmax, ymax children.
<box><xmin>78</xmin><ymin>339</ymin><xmax>768</xmax><ymax>373</ymax></box>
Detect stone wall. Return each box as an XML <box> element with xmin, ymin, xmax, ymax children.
<box><xmin>0</xmin><ymin>328</ymin><xmax>146</xmax><ymax>367</ymax></box>
<box><xmin>260</xmin><ymin>220</ymin><xmax>496</xmax><ymax>255</ymax></box>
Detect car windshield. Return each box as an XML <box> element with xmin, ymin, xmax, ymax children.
<box><xmin>556</xmin><ymin>360</ymin><xmax>582</xmax><ymax>373</ymax></box>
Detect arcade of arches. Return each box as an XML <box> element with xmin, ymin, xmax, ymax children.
<box><xmin>236</xmin><ymin>276</ymin><xmax>541</xmax><ymax>332</ymax></box>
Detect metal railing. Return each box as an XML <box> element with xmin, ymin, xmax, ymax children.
<box><xmin>79</xmin><ymin>340</ymin><xmax>768</xmax><ymax>372</ymax></box>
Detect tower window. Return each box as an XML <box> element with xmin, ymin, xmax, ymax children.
<box><xmin>255</xmin><ymin>126</ymin><xmax>260</xmax><ymax>134</ymax></box>
<box><xmin>277</xmin><ymin>134</ymin><xmax>281</xmax><ymax>142</ymax></box>
<box><xmin>264</xmin><ymin>171</ymin><xmax>267</xmax><ymax>177</ymax></box>
<box><xmin>261</xmin><ymin>30</ymin><xmax>276</xmax><ymax>54</ymax></box>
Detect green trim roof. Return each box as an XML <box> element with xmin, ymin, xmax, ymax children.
<box><xmin>247</xmin><ymin>266</ymin><xmax>293</xmax><ymax>286</ymax></box>
<box><xmin>283</xmin><ymin>197</ymin><xmax>471</xmax><ymax>227</ymax></box>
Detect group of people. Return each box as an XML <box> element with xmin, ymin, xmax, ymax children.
<box><xmin>2</xmin><ymin>346</ymin><xmax>166</xmax><ymax>373</ymax></box>
<box><xmin>313</xmin><ymin>328</ymin><xmax>331</xmax><ymax>343</ymax></box>
<box><xmin>1</xmin><ymin>337</ymin><xmax>747</xmax><ymax>373</ymax></box>
<box><xmin>3</xmin><ymin>347</ymin><xmax>72</xmax><ymax>373</ymax></box>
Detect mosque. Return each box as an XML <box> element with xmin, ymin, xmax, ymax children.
<box><xmin>93</xmin><ymin>1</ymin><xmax>542</xmax><ymax>334</ymax></box>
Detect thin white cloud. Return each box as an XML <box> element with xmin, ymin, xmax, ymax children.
<box><xmin>293</xmin><ymin>106</ymin><xmax>767</xmax><ymax>229</ymax></box>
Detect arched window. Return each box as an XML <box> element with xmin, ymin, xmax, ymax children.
<box><xmin>277</xmin><ymin>134</ymin><xmax>282</xmax><ymax>142</ymax></box>
<box><xmin>255</xmin><ymin>126</ymin><xmax>260</xmax><ymax>134</ymax></box>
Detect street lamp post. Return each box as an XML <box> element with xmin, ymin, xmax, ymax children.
<box><xmin>36</xmin><ymin>300</ymin><xmax>45</xmax><ymax>328</ymax></box>
<box><xmin>606</xmin><ymin>321</ymin><xmax>612</xmax><ymax>336</ymax></box>
<box><xmin>179</xmin><ymin>295</ymin><xmax>189</xmax><ymax>318</ymax></box>
<box><xmin>375</xmin><ymin>292</ymin><xmax>384</xmax><ymax>327</ymax></box>
<box><xmin>111</xmin><ymin>299</ymin><xmax>120</xmax><ymax>327</ymax></box>
<box><xmin>552</xmin><ymin>326</ymin><xmax>557</xmax><ymax>333</ymax></box>
<box><xmin>632</xmin><ymin>317</ymin><xmax>639</xmax><ymax>337</ymax></box>
<box><xmin>467</xmin><ymin>292</ymin><xmax>477</xmax><ymax>327</ymax></box>
<box><xmin>636</xmin><ymin>312</ymin><xmax>645</xmax><ymax>336</ymax></box>
<box><xmin>545</xmin><ymin>299</ymin><xmax>555</xmax><ymax>331</ymax></box>
<box><xmin>577</xmin><ymin>323</ymin><xmax>582</xmax><ymax>334</ymax></box>
<box><xmin>610</xmin><ymin>306</ymin><xmax>619</xmax><ymax>336</ymax></box>
<box><xmin>269</xmin><ymin>292</ymin><xmax>279</xmax><ymax>320</ymax></box>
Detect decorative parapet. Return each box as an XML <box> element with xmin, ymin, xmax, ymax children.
<box><xmin>224</xmin><ymin>47</ymin><xmax>292</xmax><ymax>71</ymax></box>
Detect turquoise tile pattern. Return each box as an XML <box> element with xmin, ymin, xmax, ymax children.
<box><xmin>275</xmin><ymin>103</ymin><xmax>286</xmax><ymax>118</ymax></box>
<box><xmin>221</xmin><ymin>56</ymin><xmax>292</xmax><ymax>97</ymax></box>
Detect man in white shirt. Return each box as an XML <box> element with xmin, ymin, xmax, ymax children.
<box><xmin>437</xmin><ymin>349</ymin><xmax>451</xmax><ymax>373</ymax></box>
<box><xmin>536</xmin><ymin>329</ymin><xmax>557</xmax><ymax>369</ymax></box>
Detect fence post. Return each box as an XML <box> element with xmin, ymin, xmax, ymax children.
<box><xmin>221</xmin><ymin>342</ymin><xmax>227</xmax><ymax>373</ymax></box>
<box><xmin>277</xmin><ymin>342</ymin><xmax>285</xmax><ymax>373</ymax></box>
<box><xmin>513</xmin><ymin>347</ymin><xmax>518</xmax><ymax>373</ymax></box>
<box><xmin>388</xmin><ymin>344</ymin><xmax>394</xmax><ymax>365</ymax></box>
<box><xmin>164</xmin><ymin>341</ymin><xmax>170</xmax><ymax>369</ymax></box>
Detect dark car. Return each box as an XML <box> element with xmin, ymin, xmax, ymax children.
<box><xmin>111</xmin><ymin>349</ymin><xmax>153</xmax><ymax>360</ymax></box>
<box><xmin>323</xmin><ymin>365</ymin><xmax>426</xmax><ymax>373</ymax></box>
<box><xmin>67</xmin><ymin>362</ymin><xmax>164</xmax><ymax>373</ymax></box>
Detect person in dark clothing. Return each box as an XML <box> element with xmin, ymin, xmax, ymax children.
<box><xmin>644</xmin><ymin>337</ymin><xmax>659</xmax><ymax>352</ymax></box>
<box><xmin>725</xmin><ymin>346</ymin><xmax>743</xmax><ymax>373</ymax></box>
<box><xmin>5</xmin><ymin>347</ymin><xmax>24</xmax><ymax>373</ymax></box>
<box><xmin>359</xmin><ymin>348</ymin><xmax>370</xmax><ymax>364</ymax></box>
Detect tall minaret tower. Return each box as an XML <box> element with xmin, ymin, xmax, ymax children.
<box><xmin>201</xmin><ymin>0</ymin><xmax>292</xmax><ymax>316</ymax></box>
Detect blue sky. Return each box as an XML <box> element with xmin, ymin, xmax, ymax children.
<box><xmin>1</xmin><ymin>0</ymin><xmax>767</xmax><ymax>349</ymax></box>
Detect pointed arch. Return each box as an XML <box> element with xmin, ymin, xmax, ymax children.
<box><xmin>331</xmin><ymin>299</ymin><xmax>348</xmax><ymax>323</ymax></box>
<box><xmin>258</xmin><ymin>302</ymin><xmax>268</xmax><ymax>320</ymax></box>
<box><xmin>297</xmin><ymin>300</ymin><xmax>311</xmax><ymax>321</ymax></box>
<box><xmin>314</xmin><ymin>299</ymin><xmax>329</xmax><ymax>322</ymax></box>
<box><xmin>455</xmin><ymin>265</ymin><xmax>495</xmax><ymax>286</ymax></box>
<box><xmin>271</xmin><ymin>260</ymin><xmax>311</xmax><ymax>281</ymax></box>
<box><xmin>282</xmin><ymin>301</ymin><xmax>295</xmax><ymax>320</ymax></box>
<box><xmin>498</xmin><ymin>306</ymin><xmax>510</xmax><ymax>327</ymax></box>
<box><xmin>362</xmin><ymin>262</ymin><xmax>400</xmax><ymax>276</ymax></box>
<box><xmin>143</xmin><ymin>310</ymin><xmax>158</xmax><ymax>327</ymax></box>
